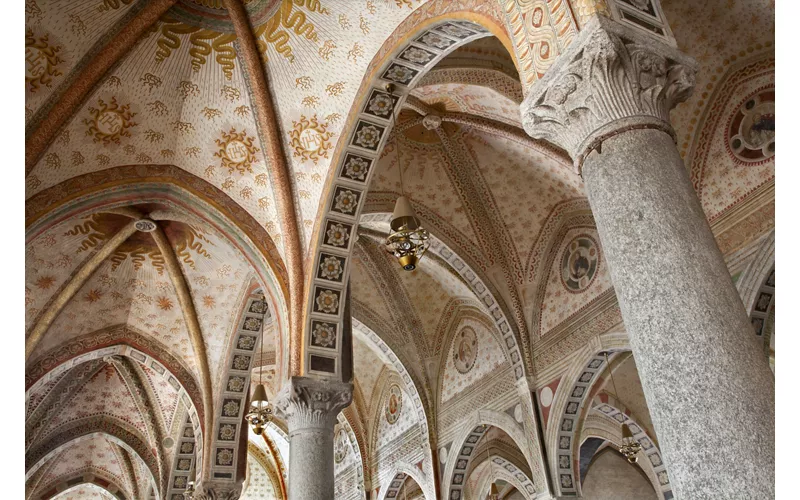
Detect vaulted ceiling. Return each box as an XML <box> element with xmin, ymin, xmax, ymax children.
<box><xmin>25</xmin><ymin>0</ymin><xmax>774</xmax><ymax>498</ymax></box>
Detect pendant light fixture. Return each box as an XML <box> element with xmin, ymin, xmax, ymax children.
<box><xmin>603</xmin><ymin>352</ymin><xmax>642</xmax><ymax>464</ymax></box>
<box><xmin>245</xmin><ymin>295</ymin><xmax>272</xmax><ymax>435</ymax></box>
<box><xmin>183</xmin><ymin>481</ymin><xmax>195</xmax><ymax>499</ymax></box>
<box><xmin>383</xmin><ymin>83</ymin><xmax>430</xmax><ymax>271</ymax></box>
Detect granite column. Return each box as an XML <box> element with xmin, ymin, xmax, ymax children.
<box><xmin>274</xmin><ymin>376</ymin><xmax>353</xmax><ymax>500</ymax></box>
<box><xmin>521</xmin><ymin>17</ymin><xmax>774</xmax><ymax>499</ymax></box>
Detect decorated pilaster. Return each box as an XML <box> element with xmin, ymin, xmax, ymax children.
<box><xmin>275</xmin><ymin>377</ymin><xmax>353</xmax><ymax>500</ymax></box>
<box><xmin>521</xmin><ymin>16</ymin><xmax>774</xmax><ymax>499</ymax></box>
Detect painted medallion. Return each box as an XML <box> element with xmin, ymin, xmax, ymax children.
<box><xmin>560</xmin><ymin>235</ymin><xmax>599</xmax><ymax>292</ymax></box>
<box><xmin>385</xmin><ymin>384</ymin><xmax>403</xmax><ymax>425</ymax></box>
<box><xmin>453</xmin><ymin>327</ymin><xmax>478</xmax><ymax>374</ymax></box>
<box><xmin>727</xmin><ymin>88</ymin><xmax>775</xmax><ymax>165</ymax></box>
<box><xmin>334</xmin><ymin>427</ymin><xmax>348</xmax><ymax>464</ymax></box>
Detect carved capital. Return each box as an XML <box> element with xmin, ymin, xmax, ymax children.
<box><xmin>193</xmin><ymin>481</ymin><xmax>243</xmax><ymax>500</ymax></box>
<box><xmin>274</xmin><ymin>376</ymin><xmax>353</xmax><ymax>431</ymax></box>
<box><xmin>521</xmin><ymin>16</ymin><xmax>697</xmax><ymax>172</ymax></box>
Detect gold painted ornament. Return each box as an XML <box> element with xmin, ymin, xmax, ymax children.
<box><xmin>25</xmin><ymin>29</ymin><xmax>63</xmax><ymax>92</ymax></box>
<box><xmin>84</xmin><ymin>97</ymin><xmax>138</xmax><ymax>145</ymax></box>
<box><xmin>288</xmin><ymin>114</ymin><xmax>334</xmax><ymax>164</ymax></box>
<box><xmin>215</xmin><ymin>128</ymin><xmax>260</xmax><ymax>174</ymax></box>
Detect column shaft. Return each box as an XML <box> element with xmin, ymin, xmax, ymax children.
<box><xmin>275</xmin><ymin>376</ymin><xmax>353</xmax><ymax>500</ymax></box>
<box><xmin>287</xmin><ymin>424</ymin><xmax>335</xmax><ymax>499</ymax></box>
<box><xmin>582</xmin><ymin>128</ymin><xmax>774</xmax><ymax>498</ymax></box>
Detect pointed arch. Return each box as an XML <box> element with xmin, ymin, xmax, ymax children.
<box><xmin>441</xmin><ymin>409</ymin><xmax>538</xmax><ymax>499</ymax></box>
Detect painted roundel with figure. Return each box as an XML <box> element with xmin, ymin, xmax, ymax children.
<box><xmin>561</xmin><ymin>235</ymin><xmax>599</xmax><ymax>292</ymax></box>
<box><xmin>333</xmin><ymin>427</ymin><xmax>348</xmax><ymax>464</ymax></box>
<box><xmin>385</xmin><ymin>384</ymin><xmax>403</xmax><ymax>425</ymax></box>
<box><xmin>453</xmin><ymin>327</ymin><xmax>478</xmax><ymax>374</ymax></box>
<box><xmin>727</xmin><ymin>87</ymin><xmax>775</xmax><ymax>165</ymax></box>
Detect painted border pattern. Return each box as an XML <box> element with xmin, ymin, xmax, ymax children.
<box><xmin>305</xmin><ymin>20</ymin><xmax>493</xmax><ymax>380</ymax></box>
<box><xmin>591</xmin><ymin>402</ymin><xmax>673</xmax><ymax>499</ymax></box>
<box><xmin>553</xmin><ymin>352</ymin><xmax>610</xmax><ymax>495</ymax></box>
<box><xmin>166</xmin><ymin>416</ymin><xmax>198</xmax><ymax>500</ymax></box>
<box><xmin>209</xmin><ymin>291</ymin><xmax>270</xmax><ymax>484</ymax></box>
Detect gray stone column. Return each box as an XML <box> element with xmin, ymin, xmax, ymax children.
<box><xmin>274</xmin><ymin>376</ymin><xmax>353</xmax><ymax>500</ymax></box>
<box><xmin>521</xmin><ymin>17</ymin><xmax>774</xmax><ymax>499</ymax></box>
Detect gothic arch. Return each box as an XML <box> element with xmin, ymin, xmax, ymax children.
<box><xmin>545</xmin><ymin>329</ymin><xmax>629</xmax><ymax>496</ymax></box>
<box><xmin>353</xmin><ymin>319</ymin><xmax>434</xmax><ymax>458</ymax></box>
<box><xmin>442</xmin><ymin>409</ymin><xmax>536</xmax><ymax>499</ymax></box>
<box><xmin>303</xmin><ymin>10</ymin><xmax>526</xmax><ymax>380</ymax></box>
<box><xmin>377</xmin><ymin>461</ymin><xmax>433</xmax><ymax>500</ymax></box>
<box><xmin>470</xmin><ymin>453</ymin><xmax>536</xmax><ymax>500</ymax></box>
<box><xmin>736</xmin><ymin>229</ymin><xmax>775</xmax><ymax>313</ymax></box>
<box><xmin>359</xmin><ymin>212</ymin><xmax>527</xmax><ymax>381</ymax></box>
<box><xmin>435</xmin><ymin>303</ymin><xmax>514</xmax><ymax>414</ymax></box>
<box><xmin>335</xmin><ymin>412</ymin><xmax>367</xmax><ymax>500</ymax></box>
<box><xmin>580</xmin><ymin>397</ymin><xmax>672</xmax><ymax>499</ymax></box>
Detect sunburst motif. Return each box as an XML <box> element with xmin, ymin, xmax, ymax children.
<box><xmin>288</xmin><ymin>115</ymin><xmax>334</xmax><ymax>164</ymax></box>
<box><xmin>85</xmin><ymin>289</ymin><xmax>103</xmax><ymax>303</ymax></box>
<box><xmin>35</xmin><ymin>276</ymin><xmax>56</xmax><ymax>290</ymax></box>
<box><xmin>83</xmin><ymin>97</ymin><xmax>137</xmax><ymax>145</ymax></box>
<box><xmin>25</xmin><ymin>28</ymin><xmax>63</xmax><ymax>92</ymax></box>
<box><xmin>214</xmin><ymin>128</ymin><xmax>260</xmax><ymax>174</ymax></box>
<box><xmin>157</xmin><ymin>297</ymin><xmax>174</xmax><ymax>311</ymax></box>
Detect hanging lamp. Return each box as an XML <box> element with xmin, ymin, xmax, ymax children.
<box><xmin>383</xmin><ymin>83</ymin><xmax>430</xmax><ymax>271</ymax></box>
<box><xmin>245</xmin><ymin>295</ymin><xmax>273</xmax><ymax>435</ymax></box>
<box><xmin>183</xmin><ymin>481</ymin><xmax>195</xmax><ymax>499</ymax></box>
<box><xmin>603</xmin><ymin>352</ymin><xmax>642</xmax><ymax>464</ymax></box>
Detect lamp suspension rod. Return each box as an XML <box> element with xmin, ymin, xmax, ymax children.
<box><xmin>603</xmin><ymin>351</ymin><xmax>621</xmax><ymax>401</ymax></box>
<box><xmin>386</xmin><ymin>83</ymin><xmax>406</xmax><ymax>196</ymax></box>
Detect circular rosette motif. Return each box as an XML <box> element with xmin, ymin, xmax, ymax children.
<box><xmin>334</xmin><ymin>428</ymin><xmax>349</xmax><ymax>464</ymax></box>
<box><xmin>319</xmin><ymin>256</ymin><xmax>343</xmax><ymax>281</ymax></box>
<box><xmin>453</xmin><ymin>327</ymin><xmax>478</xmax><ymax>374</ymax></box>
<box><xmin>727</xmin><ymin>88</ymin><xmax>775</xmax><ymax>165</ymax></box>
<box><xmin>312</xmin><ymin>322</ymin><xmax>337</xmax><ymax>348</ymax></box>
<box><xmin>315</xmin><ymin>290</ymin><xmax>340</xmax><ymax>314</ymax></box>
<box><xmin>385</xmin><ymin>384</ymin><xmax>403</xmax><ymax>425</ymax></box>
<box><xmin>560</xmin><ymin>235</ymin><xmax>599</xmax><ymax>292</ymax></box>
<box><xmin>368</xmin><ymin>93</ymin><xmax>395</xmax><ymax>117</ymax></box>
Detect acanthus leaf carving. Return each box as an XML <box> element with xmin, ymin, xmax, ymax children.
<box><xmin>194</xmin><ymin>481</ymin><xmax>243</xmax><ymax>500</ymax></box>
<box><xmin>521</xmin><ymin>17</ymin><xmax>696</xmax><ymax>172</ymax></box>
<box><xmin>274</xmin><ymin>376</ymin><xmax>353</xmax><ymax>430</ymax></box>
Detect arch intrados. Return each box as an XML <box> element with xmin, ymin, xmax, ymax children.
<box><xmin>304</xmin><ymin>9</ymin><xmax>521</xmax><ymax>377</ymax></box>
<box><xmin>443</xmin><ymin>410</ymin><xmax>535</xmax><ymax>499</ymax></box>
<box><xmin>335</xmin><ymin>412</ymin><xmax>368</xmax><ymax>500</ymax></box>
<box><xmin>353</xmin><ymin>319</ymin><xmax>432</xmax><ymax>442</ymax></box>
<box><xmin>546</xmin><ymin>330</ymin><xmax>633</xmax><ymax>496</ymax></box>
<box><xmin>377</xmin><ymin>462</ymin><xmax>431</xmax><ymax>500</ymax></box>
<box><xmin>471</xmin><ymin>458</ymin><xmax>534</xmax><ymax>500</ymax></box>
